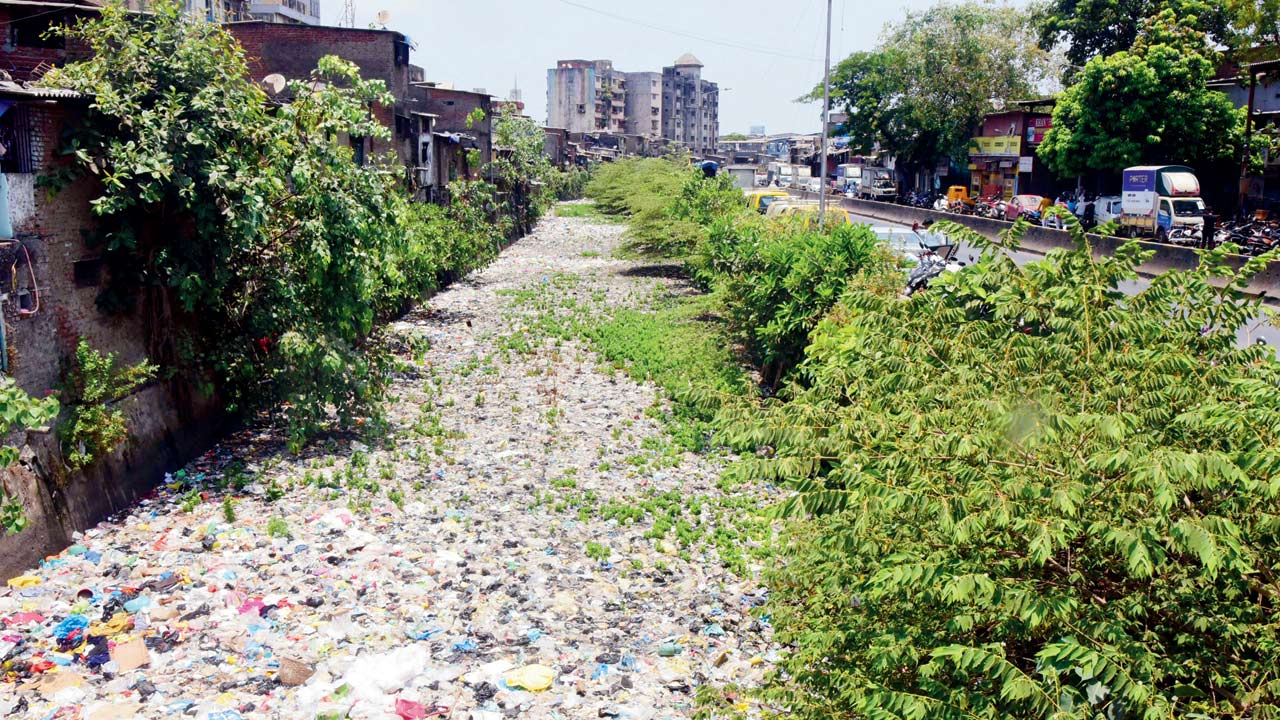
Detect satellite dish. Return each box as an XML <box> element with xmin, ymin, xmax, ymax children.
<box><xmin>375</xmin><ymin>9</ymin><xmax>390</xmax><ymax>25</ymax></box>
<box><xmin>262</xmin><ymin>73</ymin><xmax>286</xmax><ymax>96</ymax></box>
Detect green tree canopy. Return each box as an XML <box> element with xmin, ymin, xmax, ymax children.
<box><xmin>1223</xmin><ymin>0</ymin><xmax>1280</xmax><ymax>47</ymax></box>
<box><xmin>39</xmin><ymin>0</ymin><xmax>497</xmax><ymax>446</ymax></box>
<box><xmin>1033</xmin><ymin>0</ymin><xmax>1232</xmax><ymax>67</ymax></box>
<box><xmin>721</xmin><ymin>132</ymin><xmax>750</xmax><ymax>141</ymax></box>
<box><xmin>811</xmin><ymin>2</ymin><xmax>1053</xmax><ymax>173</ymax></box>
<box><xmin>1037</xmin><ymin>12</ymin><xmax>1245</xmax><ymax>177</ymax></box>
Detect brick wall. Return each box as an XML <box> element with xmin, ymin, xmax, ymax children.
<box><xmin>0</xmin><ymin>101</ymin><xmax>226</xmax><ymax>579</ymax></box>
<box><xmin>225</xmin><ymin>21</ymin><xmax>416</xmax><ymax>169</ymax></box>
<box><xmin>425</xmin><ymin>87</ymin><xmax>493</xmax><ymax>171</ymax></box>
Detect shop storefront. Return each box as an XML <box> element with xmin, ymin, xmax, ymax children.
<box><xmin>967</xmin><ymin>135</ymin><xmax>1022</xmax><ymax>199</ymax></box>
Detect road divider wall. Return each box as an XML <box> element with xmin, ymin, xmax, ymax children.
<box><xmin>793</xmin><ymin>191</ymin><xmax>1280</xmax><ymax>305</ymax></box>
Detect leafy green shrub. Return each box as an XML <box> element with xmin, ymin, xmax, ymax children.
<box><xmin>60</xmin><ymin>339</ymin><xmax>155</xmax><ymax>470</ymax></box>
<box><xmin>720</xmin><ymin>217</ymin><xmax>1280</xmax><ymax>719</ymax></box>
<box><xmin>585</xmin><ymin>156</ymin><xmax>711</xmax><ymax>257</ymax></box>
<box><xmin>694</xmin><ymin>217</ymin><xmax>895</xmax><ymax>384</ymax></box>
<box><xmin>550</xmin><ymin>166</ymin><xmax>591</xmax><ymax>201</ymax></box>
<box><xmin>0</xmin><ymin>378</ymin><xmax>58</xmax><ymax>534</ymax></box>
<box><xmin>583</xmin><ymin>293</ymin><xmax>750</xmax><ymax>451</ymax></box>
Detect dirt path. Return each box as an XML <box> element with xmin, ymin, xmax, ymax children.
<box><xmin>0</xmin><ymin>211</ymin><xmax>772</xmax><ymax>720</ymax></box>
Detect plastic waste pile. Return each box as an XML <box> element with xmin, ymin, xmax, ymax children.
<box><xmin>0</xmin><ymin>216</ymin><xmax>777</xmax><ymax>719</ymax></box>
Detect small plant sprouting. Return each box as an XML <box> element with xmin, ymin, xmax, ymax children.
<box><xmin>266</xmin><ymin>517</ymin><xmax>290</xmax><ymax>538</ymax></box>
<box><xmin>585</xmin><ymin>541</ymin><xmax>611</xmax><ymax>562</ymax></box>
<box><xmin>179</xmin><ymin>489</ymin><xmax>201</xmax><ymax>513</ymax></box>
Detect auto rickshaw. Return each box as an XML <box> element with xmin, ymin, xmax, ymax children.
<box><xmin>945</xmin><ymin>186</ymin><xmax>974</xmax><ymax>206</ymax></box>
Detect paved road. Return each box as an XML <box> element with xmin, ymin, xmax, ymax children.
<box><xmin>839</xmin><ymin>207</ymin><xmax>1280</xmax><ymax>350</ymax></box>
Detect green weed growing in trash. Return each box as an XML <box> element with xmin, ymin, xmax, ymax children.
<box><xmin>221</xmin><ymin>496</ymin><xmax>236</xmax><ymax>523</ymax></box>
<box><xmin>584</xmin><ymin>541</ymin><xmax>612</xmax><ymax>562</ymax></box>
<box><xmin>221</xmin><ymin>461</ymin><xmax>252</xmax><ymax>491</ymax></box>
<box><xmin>179</xmin><ymin>489</ymin><xmax>201</xmax><ymax>513</ymax></box>
<box><xmin>264</xmin><ymin>479</ymin><xmax>285</xmax><ymax>503</ymax></box>
<box><xmin>266</xmin><ymin>517</ymin><xmax>290</xmax><ymax>538</ymax></box>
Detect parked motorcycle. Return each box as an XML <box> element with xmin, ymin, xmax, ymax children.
<box><xmin>904</xmin><ymin>240</ymin><xmax>964</xmax><ymax>296</ymax></box>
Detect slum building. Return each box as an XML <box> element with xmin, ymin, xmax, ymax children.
<box><xmin>0</xmin><ymin>0</ymin><xmax>227</xmax><ymax>577</ymax></box>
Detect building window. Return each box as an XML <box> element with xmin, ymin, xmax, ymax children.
<box><xmin>395</xmin><ymin>114</ymin><xmax>413</xmax><ymax>138</ymax></box>
<box><xmin>350</xmin><ymin>135</ymin><xmax>366</xmax><ymax>166</ymax></box>
<box><xmin>9</xmin><ymin>9</ymin><xmax>65</xmax><ymax>49</ymax></box>
<box><xmin>0</xmin><ymin>106</ymin><xmax>33</xmax><ymax>174</ymax></box>
<box><xmin>73</xmin><ymin>258</ymin><xmax>103</xmax><ymax>288</ymax></box>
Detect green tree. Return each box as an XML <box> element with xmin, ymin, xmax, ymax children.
<box><xmin>491</xmin><ymin>105</ymin><xmax>557</xmax><ymax>231</ymax></box>
<box><xmin>1037</xmin><ymin>12</ymin><xmax>1245</xmax><ymax>177</ymax></box>
<box><xmin>1033</xmin><ymin>0</ymin><xmax>1232</xmax><ymax>67</ymax></box>
<box><xmin>812</xmin><ymin>3</ymin><xmax>1052</xmax><ymax>175</ymax></box>
<box><xmin>39</xmin><ymin>0</ymin><xmax>483</xmax><ymax>447</ymax></box>
<box><xmin>721</xmin><ymin>132</ymin><xmax>750</xmax><ymax>141</ymax></box>
<box><xmin>1223</xmin><ymin>0</ymin><xmax>1280</xmax><ymax>47</ymax></box>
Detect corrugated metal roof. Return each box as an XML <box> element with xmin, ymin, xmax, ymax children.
<box><xmin>0</xmin><ymin>81</ymin><xmax>81</xmax><ymax>99</ymax></box>
<box><xmin>0</xmin><ymin>0</ymin><xmax>101</xmax><ymax>9</ymax></box>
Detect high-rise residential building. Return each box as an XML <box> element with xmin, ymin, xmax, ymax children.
<box><xmin>243</xmin><ymin>0</ymin><xmax>320</xmax><ymax>24</ymax></box>
<box><xmin>661</xmin><ymin>54</ymin><xmax>718</xmax><ymax>156</ymax></box>
<box><xmin>547</xmin><ymin>54</ymin><xmax>720</xmax><ymax>156</ymax></box>
<box><xmin>546</xmin><ymin>59</ymin><xmax>626</xmax><ymax>134</ymax></box>
<box><xmin>623</xmin><ymin>71</ymin><xmax>662</xmax><ymax>137</ymax></box>
<box><xmin>122</xmin><ymin>0</ymin><xmax>319</xmax><ymax>24</ymax></box>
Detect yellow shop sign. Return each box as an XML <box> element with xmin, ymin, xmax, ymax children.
<box><xmin>968</xmin><ymin>136</ymin><xmax>1022</xmax><ymax>157</ymax></box>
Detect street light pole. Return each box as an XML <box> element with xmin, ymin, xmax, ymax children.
<box><xmin>818</xmin><ymin>0</ymin><xmax>833</xmax><ymax>228</ymax></box>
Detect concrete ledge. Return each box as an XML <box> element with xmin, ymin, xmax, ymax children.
<box><xmin>0</xmin><ymin>382</ymin><xmax>228</xmax><ymax>580</ymax></box>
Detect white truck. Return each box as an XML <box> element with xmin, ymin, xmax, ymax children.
<box><xmin>836</xmin><ymin>163</ymin><xmax>863</xmax><ymax>194</ymax></box>
<box><xmin>1119</xmin><ymin>165</ymin><xmax>1205</xmax><ymax>241</ymax></box>
<box><xmin>859</xmin><ymin>167</ymin><xmax>897</xmax><ymax>202</ymax></box>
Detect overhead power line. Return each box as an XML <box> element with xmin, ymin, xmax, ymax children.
<box><xmin>553</xmin><ymin>0</ymin><xmax>823</xmax><ymax>63</ymax></box>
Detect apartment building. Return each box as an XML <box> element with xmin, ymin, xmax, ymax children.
<box><xmin>548</xmin><ymin>53</ymin><xmax>719</xmax><ymax>156</ymax></box>
<box><xmin>121</xmin><ymin>0</ymin><xmax>319</xmax><ymax>24</ymax></box>
<box><xmin>661</xmin><ymin>53</ymin><xmax>718</xmax><ymax>156</ymax></box>
<box><xmin>623</xmin><ymin>71</ymin><xmax>662</xmax><ymax>137</ymax></box>
<box><xmin>545</xmin><ymin>59</ymin><xmax>626</xmax><ymax>134</ymax></box>
<box><xmin>243</xmin><ymin>0</ymin><xmax>319</xmax><ymax>24</ymax></box>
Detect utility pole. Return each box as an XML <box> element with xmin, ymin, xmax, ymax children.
<box><xmin>341</xmin><ymin>0</ymin><xmax>355</xmax><ymax>27</ymax></box>
<box><xmin>818</xmin><ymin>0</ymin><xmax>833</xmax><ymax>228</ymax></box>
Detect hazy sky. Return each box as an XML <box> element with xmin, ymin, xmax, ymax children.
<box><xmin>340</xmin><ymin>0</ymin><xmax>1025</xmax><ymax>136</ymax></box>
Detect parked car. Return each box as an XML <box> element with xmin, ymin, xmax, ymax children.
<box><xmin>765</xmin><ymin>200</ymin><xmax>818</xmax><ymax>218</ymax></box>
<box><xmin>1005</xmin><ymin>194</ymin><xmax>1046</xmax><ymax>222</ymax></box>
